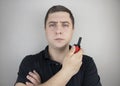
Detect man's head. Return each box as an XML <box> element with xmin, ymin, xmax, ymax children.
<box><xmin>44</xmin><ymin>5</ymin><xmax>74</xmax><ymax>28</ymax></box>
<box><xmin>44</xmin><ymin>5</ymin><xmax>74</xmax><ymax>49</ymax></box>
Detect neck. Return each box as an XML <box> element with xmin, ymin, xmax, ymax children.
<box><xmin>48</xmin><ymin>45</ymin><xmax>69</xmax><ymax>64</ymax></box>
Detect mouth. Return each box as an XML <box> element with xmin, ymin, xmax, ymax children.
<box><xmin>55</xmin><ymin>38</ymin><xmax>64</xmax><ymax>41</ymax></box>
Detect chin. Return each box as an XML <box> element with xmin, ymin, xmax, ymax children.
<box><xmin>54</xmin><ymin>44</ymin><xmax>69</xmax><ymax>49</ymax></box>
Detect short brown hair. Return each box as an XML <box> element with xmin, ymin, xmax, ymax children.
<box><xmin>44</xmin><ymin>5</ymin><xmax>74</xmax><ymax>28</ymax></box>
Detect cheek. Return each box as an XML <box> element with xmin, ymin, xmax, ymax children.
<box><xmin>66</xmin><ymin>30</ymin><xmax>74</xmax><ymax>37</ymax></box>
<box><xmin>45</xmin><ymin>30</ymin><xmax>50</xmax><ymax>39</ymax></box>
<box><xmin>45</xmin><ymin>30</ymin><xmax>54</xmax><ymax>40</ymax></box>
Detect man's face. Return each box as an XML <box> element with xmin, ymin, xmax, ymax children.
<box><xmin>45</xmin><ymin>12</ymin><xmax>74</xmax><ymax>49</ymax></box>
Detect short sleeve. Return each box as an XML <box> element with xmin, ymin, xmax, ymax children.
<box><xmin>15</xmin><ymin>55</ymin><xmax>35</xmax><ymax>84</ymax></box>
<box><xmin>82</xmin><ymin>56</ymin><xmax>102</xmax><ymax>86</ymax></box>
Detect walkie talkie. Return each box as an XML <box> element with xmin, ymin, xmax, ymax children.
<box><xmin>74</xmin><ymin>37</ymin><xmax>82</xmax><ymax>53</ymax></box>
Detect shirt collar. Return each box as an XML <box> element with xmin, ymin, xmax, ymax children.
<box><xmin>44</xmin><ymin>45</ymin><xmax>72</xmax><ymax>60</ymax></box>
<box><xmin>44</xmin><ymin>46</ymin><xmax>51</xmax><ymax>60</ymax></box>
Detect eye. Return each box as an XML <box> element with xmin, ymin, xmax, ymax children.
<box><xmin>49</xmin><ymin>23</ymin><xmax>56</xmax><ymax>28</ymax></box>
<box><xmin>62</xmin><ymin>23</ymin><xmax>69</xmax><ymax>27</ymax></box>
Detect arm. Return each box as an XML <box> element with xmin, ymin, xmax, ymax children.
<box><xmin>15</xmin><ymin>68</ymin><xmax>73</xmax><ymax>86</ymax></box>
<box><xmin>15</xmin><ymin>46</ymin><xmax>83</xmax><ymax>86</ymax></box>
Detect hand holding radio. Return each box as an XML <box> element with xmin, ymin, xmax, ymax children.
<box><xmin>62</xmin><ymin>37</ymin><xmax>83</xmax><ymax>75</ymax></box>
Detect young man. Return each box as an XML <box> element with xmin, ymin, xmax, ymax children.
<box><xmin>15</xmin><ymin>5</ymin><xmax>102</xmax><ymax>86</ymax></box>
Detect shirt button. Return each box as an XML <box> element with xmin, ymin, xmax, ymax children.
<box><xmin>55</xmin><ymin>63</ymin><xmax>59</xmax><ymax>65</ymax></box>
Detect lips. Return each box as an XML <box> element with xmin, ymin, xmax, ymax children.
<box><xmin>55</xmin><ymin>38</ymin><xmax>64</xmax><ymax>41</ymax></box>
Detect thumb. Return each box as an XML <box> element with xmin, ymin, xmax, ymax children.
<box><xmin>69</xmin><ymin>46</ymin><xmax>75</xmax><ymax>56</ymax></box>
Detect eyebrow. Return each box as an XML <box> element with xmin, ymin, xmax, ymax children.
<box><xmin>48</xmin><ymin>21</ymin><xmax>57</xmax><ymax>24</ymax></box>
<box><xmin>61</xmin><ymin>21</ymin><xmax>70</xmax><ymax>24</ymax></box>
<box><xmin>48</xmin><ymin>21</ymin><xmax>70</xmax><ymax>24</ymax></box>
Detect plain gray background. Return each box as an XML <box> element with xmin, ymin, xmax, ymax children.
<box><xmin>0</xmin><ymin>0</ymin><xmax>120</xmax><ymax>86</ymax></box>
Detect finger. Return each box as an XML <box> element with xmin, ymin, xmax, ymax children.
<box><xmin>70</xmin><ymin>46</ymin><xmax>75</xmax><ymax>54</ymax></box>
<box><xmin>29</xmin><ymin>71</ymin><xmax>40</xmax><ymax>83</ymax></box>
<box><xmin>26</xmin><ymin>82</ymin><xmax>34</xmax><ymax>86</ymax></box>
<box><xmin>33</xmin><ymin>70</ymin><xmax>41</xmax><ymax>83</ymax></box>
<box><xmin>67</xmin><ymin>46</ymin><xmax>75</xmax><ymax>57</ymax></box>
<box><xmin>76</xmin><ymin>48</ymin><xmax>83</xmax><ymax>55</ymax></box>
<box><xmin>33</xmin><ymin>70</ymin><xmax>40</xmax><ymax>79</ymax></box>
<box><xmin>26</xmin><ymin>75</ymin><xmax>38</xmax><ymax>85</ymax></box>
<box><xmin>74</xmin><ymin>48</ymin><xmax>83</xmax><ymax>60</ymax></box>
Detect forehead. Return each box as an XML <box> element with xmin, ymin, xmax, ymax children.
<box><xmin>47</xmin><ymin>12</ymin><xmax>71</xmax><ymax>22</ymax></box>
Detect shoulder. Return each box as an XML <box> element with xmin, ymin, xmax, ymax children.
<box><xmin>82</xmin><ymin>55</ymin><xmax>98</xmax><ymax>72</ymax></box>
<box><xmin>82</xmin><ymin>55</ymin><xmax>94</xmax><ymax>63</ymax></box>
<box><xmin>20</xmin><ymin>50</ymin><xmax>45</xmax><ymax>67</ymax></box>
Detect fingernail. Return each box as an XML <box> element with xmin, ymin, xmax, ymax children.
<box><xmin>29</xmin><ymin>72</ymin><xmax>32</xmax><ymax>74</ymax></box>
<box><xmin>26</xmin><ymin>82</ymin><xmax>28</xmax><ymax>85</ymax></box>
<box><xmin>33</xmin><ymin>70</ymin><xmax>36</xmax><ymax>72</ymax></box>
<box><xmin>26</xmin><ymin>75</ymin><xmax>29</xmax><ymax>78</ymax></box>
<box><xmin>72</xmin><ymin>46</ymin><xmax>75</xmax><ymax>51</ymax></box>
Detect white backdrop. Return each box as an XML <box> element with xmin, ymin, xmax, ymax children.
<box><xmin>0</xmin><ymin>0</ymin><xmax>120</xmax><ymax>86</ymax></box>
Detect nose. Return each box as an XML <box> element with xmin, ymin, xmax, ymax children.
<box><xmin>55</xmin><ymin>26</ymin><xmax>62</xmax><ymax>35</ymax></box>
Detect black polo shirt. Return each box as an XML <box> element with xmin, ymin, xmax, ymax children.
<box><xmin>16</xmin><ymin>46</ymin><xmax>102</xmax><ymax>86</ymax></box>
